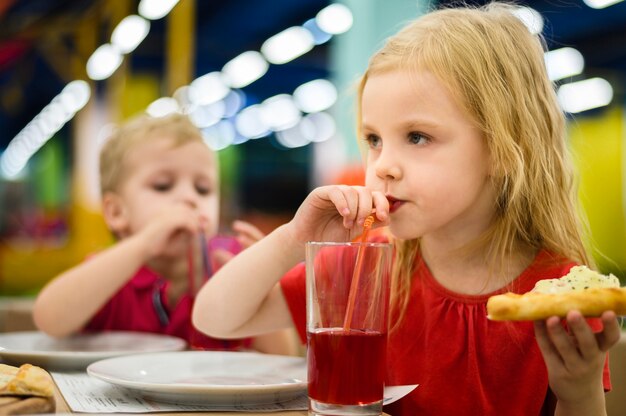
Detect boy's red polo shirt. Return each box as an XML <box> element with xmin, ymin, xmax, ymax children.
<box><xmin>85</xmin><ymin>266</ymin><xmax>251</xmax><ymax>350</ymax></box>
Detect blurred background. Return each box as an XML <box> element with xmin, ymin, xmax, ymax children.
<box><xmin>1</xmin><ymin>0</ymin><xmax>626</xmax><ymax>296</ymax></box>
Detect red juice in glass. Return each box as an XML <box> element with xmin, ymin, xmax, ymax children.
<box><xmin>307</xmin><ymin>328</ymin><xmax>387</xmax><ymax>405</ymax></box>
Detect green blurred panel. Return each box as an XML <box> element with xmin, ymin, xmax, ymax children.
<box><xmin>218</xmin><ymin>145</ymin><xmax>240</xmax><ymax>190</ymax></box>
<box><xmin>33</xmin><ymin>138</ymin><xmax>65</xmax><ymax>209</ymax></box>
<box><xmin>217</xmin><ymin>144</ymin><xmax>240</xmax><ymax>227</ymax></box>
<box><xmin>569</xmin><ymin>108</ymin><xmax>626</xmax><ymax>277</ymax></box>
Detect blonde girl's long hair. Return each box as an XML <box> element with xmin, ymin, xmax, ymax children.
<box><xmin>356</xmin><ymin>2</ymin><xmax>590</xmax><ymax>324</ymax></box>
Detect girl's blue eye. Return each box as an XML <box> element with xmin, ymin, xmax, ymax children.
<box><xmin>365</xmin><ymin>134</ymin><xmax>381</xmax><ymax>149</ymax></box>
<box><xmin>408</xmin><ymin>132</ymin><xmax>427</xmax><ymax>145</ymax></box>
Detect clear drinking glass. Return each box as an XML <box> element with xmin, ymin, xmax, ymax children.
<box><xmin>306</xmin><ymin>241</ymin><xmax>392</xmax><ymax>416</ymax></box>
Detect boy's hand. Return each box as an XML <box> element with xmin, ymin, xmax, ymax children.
<box><xmin>287</xmin><ymin>185</ymin><xmax>390</xmax><ymax>244</ymax></box>
<box><xmin>534</xmin><ymin>310</ymin><xmax>620</xmax><ymax>411</ymax></box>
<box><xmin>209</xmin><ymin>221</ymin><xmax>265</xmax><ymax>269</ymax></box>
<box><xmin>136</xmin><ymin>204</ymin><xmax>200</xmax><ymax>259</ymax></box>
<box><xmin>232</xmin><ymin>220</ymin><xmax>265</xmax><ymax>248</ymax></box>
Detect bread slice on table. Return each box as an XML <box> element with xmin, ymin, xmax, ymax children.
<box><xmin>0</xmin><ymin>363</ymin><xmax>55</xmax><ymax>414</ymax></box>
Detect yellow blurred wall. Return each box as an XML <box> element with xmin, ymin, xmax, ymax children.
<box><xmin>569</xmin><ymin>107</ymin><xmax>626</xmax><ymax>278</ymax></box>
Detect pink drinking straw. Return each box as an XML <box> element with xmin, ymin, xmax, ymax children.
<box><xmin>188</xmin><ymin>230</ymin><xmax>217</xmax><ymax>349</ymax></box>
<box><xmin>187</xmin><ymin>236</ymin><xmax>200</xmax><ymax>298</ymax></box>
<box><xmin>188</xmin><ymin>218</ymin><xmax>210</xmax><ymax>296</ymax></box>
<box><xmin>342</xmin><ymin>214</ymin><xmax>375</xmax><ymax>330</ymax></box>
<box><xmin>187</xmin><ymin>231</ymin><xmax>210</xmax><ymax>297</ymax></box>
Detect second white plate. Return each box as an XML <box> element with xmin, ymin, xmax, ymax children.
<box><xmin>0</xmin><ymin>331</ymin><xmax>186</xmax><ymax>371</ymax></box>
<box><xmin>87</xmin><ymin>351</ymin><xmax>307</xmax><ymax>406</ymax></box>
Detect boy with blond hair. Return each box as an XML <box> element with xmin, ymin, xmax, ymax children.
<box><xmin>34</xmin><ymin>113</ymin><xmax>296</xmax><ymax>354</ymax></box>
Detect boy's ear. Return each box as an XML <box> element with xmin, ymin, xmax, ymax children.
<box><xmin>102</xmin><ymin>192</ymin><xmax>129</xmax><ymax>235</ymax></box>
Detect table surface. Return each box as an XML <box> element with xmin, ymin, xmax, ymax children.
<box><xmin>0</xmin><ymin>299</ymin><xmax>388</xmax><ymax>416</ymax></box>
<box><xmin>52</xmin><ymin>382</ymin><xmax>309</xmax><ymax>415</ymax></box>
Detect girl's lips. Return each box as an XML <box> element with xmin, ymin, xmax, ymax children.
<box><xmin>386</xmin><ymin>196</ymin><xmax>405</xmax><ymax>214</ymax></box>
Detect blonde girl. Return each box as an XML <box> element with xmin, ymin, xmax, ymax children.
<box><xmin>193</xmin><ymin>3</ymin><xmax>620</xmax><ymax>415</ymax></box>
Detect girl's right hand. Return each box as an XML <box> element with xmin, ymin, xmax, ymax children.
<box><xmin>287</xmin><ymin>185</ymin><xmax>390</xmax><ymax>244</ymax></box>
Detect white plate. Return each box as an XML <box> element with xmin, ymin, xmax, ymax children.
<box><xmin>87</xmin><ymin>351</ymin><xmax>307</xmax><ymax>406</ymax></box>
<box><xmin>0</xmin><ymin>331</ymin><xmax>186</xmax><ymax>371</ymax></box>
